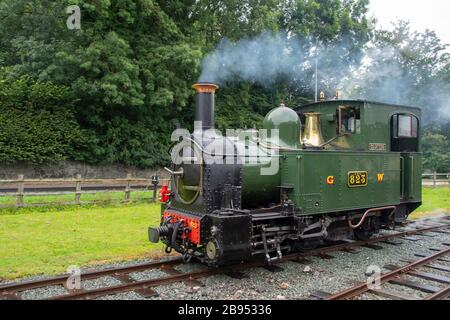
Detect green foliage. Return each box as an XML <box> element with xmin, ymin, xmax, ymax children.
<box><xmin>0</xmin><ymin>72</ymin><xmax>85</xmax><ymax>164</ymax></box>
<box><xmin>422</xmin><ymin>131</ymin><xmax>450</xmax><ymax>173</ymax></box>
<box><xmin>0</xmin><ymin>0</ymin><xmax>204</xmax><ymax>167</ymax></box>
<box><xmin>283</xmin><ymin>0</ymin><xmax>372</xmax><ymax>41</ymax></box>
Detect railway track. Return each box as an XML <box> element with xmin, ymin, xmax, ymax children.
<box><xmin>1</xmin><ymin>217</ymin><xmax>449</xmax><ymax>300</ymax></box>
<box><xmin>321</xmin><ymin>246</ymin><xmax>450</xmax><ymax>300</ymax></box>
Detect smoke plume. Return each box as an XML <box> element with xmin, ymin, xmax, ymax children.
<box><xmin>199</xmin><ymin>33</ymin><xmax>312</xmax><ymax>85</ymax></box>
<box><xmin>199</xmin><ymin>32</ymin><xmax>450</xmax><ymax>123</ymax></box>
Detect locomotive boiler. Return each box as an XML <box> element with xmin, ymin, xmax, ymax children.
<box><xmin>148</xmin><ymin>83</ymin><xmax>422</xmax><ymax>266</ymax></box>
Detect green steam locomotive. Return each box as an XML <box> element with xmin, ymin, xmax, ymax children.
<box><xmin>148</xmin><ymin>83</ymin><xmax>422</xmax><ymax>266</ymax></box>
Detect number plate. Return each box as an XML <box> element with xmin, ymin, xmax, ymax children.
<box><xmin>348</xmin><ymin>171</ymin><xmax>368</xmax><ymax>187</ymax></box>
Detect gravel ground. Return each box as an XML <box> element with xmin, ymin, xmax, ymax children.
<box><xmin>82</xmin><ymin>276</ymin><xmax>122</xmax><ymax>291</ymax></box>
<box><xmin>3</xmin><ymin>217</ymin><xmax>449</xmax><ymax>300</ymax></box>
<box><xmin>129</xmin><ymin>268</ymin><xmax>169</xmax><ymax>282</ymax></box>
<box><xmin>20</xmin><ymin>285</ymin><xmax>67</xmax><ymax>300</ymax></box>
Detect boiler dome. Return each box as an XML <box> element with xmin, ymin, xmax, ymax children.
<box><xmin>262</xmin><ymin>105</ymin><xmax>301</xmax><ymax>148</ymax></box>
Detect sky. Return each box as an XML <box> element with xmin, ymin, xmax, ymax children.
<box><xmin>369</xmin><ymin>0</ymin><xmax>450</xmax><ymax>45</ymax></box>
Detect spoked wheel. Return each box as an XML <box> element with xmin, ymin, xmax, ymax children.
<box><xmin>353</xmin><ymin>216</ymin><xmax>379</xmax><ymax>241</ymax></box>
<box><xmin>354</xmin><ymin>226</ymin><xmax>374</xmax><ymax>241</ymax></box>
<box><xmin>294</xmin><ymin>240</ymin><xmax>320</xmax><ymax>252</ymax></box>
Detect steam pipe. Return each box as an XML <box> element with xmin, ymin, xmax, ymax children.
<box><xmin>348</xmin><ymin>206</ymin><xmax>397</xmax><ymax>229</ymax></box>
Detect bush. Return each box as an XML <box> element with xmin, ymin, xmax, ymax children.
<box><xmin>0</xmin><ymin>73</ymin><xmax>85</xmax><ymax>164</ymax></box>
<box><xmin>422</xmin><ymin>132</ymin><xmax>450</xmax><ymax>173</ymax></box>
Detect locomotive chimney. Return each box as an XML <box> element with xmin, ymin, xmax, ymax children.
<box><xmin>192</xmin><ymin>82</ymin><xmax>219</xmax><ymax>130</ymax></box>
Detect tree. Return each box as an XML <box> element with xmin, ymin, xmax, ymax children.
<box><xmin>345</xmin><ymin>21</ymin><xmax>450</xmax><ymax>124</ymax></box>
<box><xmin>0</xmin><ymin>70</ymin><xmax>84</xmax><ymax>164</ymax></box>
<box><xmin>0</xmin><ymin>0</ymin><xmax>202</xmax><ymax>167</ymax></box>
<box><xmin>422</xmin><ymin>133</ymin><xmax>450</xmax><ymax>173</ymax></box>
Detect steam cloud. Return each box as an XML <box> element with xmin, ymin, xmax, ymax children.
<box><xmin>199</xmin><ymin>32</ymin><xmax>450</xmax><ymax>123</ymax></box>
<box><xmin>199</xmin><ymin>33</ymin><xmax>313</xmax><ymax>85</ymax></box>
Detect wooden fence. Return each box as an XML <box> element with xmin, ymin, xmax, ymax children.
<box><xmin>0</xmin><ymin>172</ymin><xmax>447</xmax><ymax>208</ymax></box>
<box><xmin>0</xmin><ymin>174</ymin><xmax>167</xmax><ymax>207</ymax></box>
<box><xmin>422</xmin><ymin>173</ymin><xmax>450</xmax><ymax>187</ymax></box>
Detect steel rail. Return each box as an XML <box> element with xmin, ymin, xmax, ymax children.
<box><xmin>424</xmin><ymin>286</ymin><xmax>450</xmax><ymax>300</ymax></box>
<box><xmin>51</xmin><ymin>263</ymin><xmax>262</xmax><ymax>300</ymax></box>
<box><xmin>325</xmin><ymin>247</ymin><xmax>450</xmax><ymax>300</ymax></box>
<box><xmin>0</xmin><ymin>258</ymin><xmax>183</xmax><ymax>297</ymax></box>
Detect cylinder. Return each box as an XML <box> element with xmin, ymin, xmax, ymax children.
<box><xmin>192</xmin><ymin>83</ymin><xmax>219</xmax><ymax>130</ymax></box>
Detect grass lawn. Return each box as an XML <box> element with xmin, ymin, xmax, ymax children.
<box><xmin>410</xmin><ymin>187</ymin><xmax>450</xmax><ymax>219</ymax></box>
<box><xmin>0</xmin><ymin>202</ymin><xmax>164</xmax><ymax>280</ymax></box>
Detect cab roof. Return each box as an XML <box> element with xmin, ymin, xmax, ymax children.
<box><xmin>298</xmin><ymin>99</ymin><xmax>421</xmax><ymax>112</ymax></box>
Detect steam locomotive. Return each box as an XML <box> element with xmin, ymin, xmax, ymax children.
<box><xmin>148</xmin><ymin>83</ymin><xmax>422</xmax><ymax>266</ymax></box>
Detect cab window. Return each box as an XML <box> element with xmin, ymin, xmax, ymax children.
<box><xmin>396</xmin><ymin>114</ymin><xmax>418</xmax><ymax>138</ymax></box>
<box><xmin>337</xmin><ymin>106</ymin><xmax>360</xmax><ymax>135</ymax></box>
<box><xmin>391</xmin><ymin>114</ymin><xmax>419</xmax><ymax>152</ymax></box>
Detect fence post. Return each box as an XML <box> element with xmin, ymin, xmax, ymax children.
<box><xmin>75</xmin><ymin>174</ymin><xmax>82</xmax><ymax>204</ymax></box>
<box><xmin>125</xmin><ymin>173</ymin><xmax>131</xmax><ymax>202</ymax></box>
<box><xmin>17</xmin><ymin>174</ymin><xmax>24</xmax><ymax>207</ymax></box>
<box><xmin>433</xmin><ymin>171</ymin><xmax>437</xmax><ymax>188</ymax></box>
<box><xmin>151</xmin><ymin>175</ymin><xmax>159</xmax><ymax>203</ymax></box>
<box><xmin>152</xmin><ymin>183</ymin><xmax>158</xmax><ymax>203</ymax></box>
